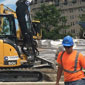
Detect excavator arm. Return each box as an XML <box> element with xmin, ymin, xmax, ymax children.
<box><xmin>16</xmin><ymin>0</ymin><xmax>39</xmax><ymax>63</ymax></box>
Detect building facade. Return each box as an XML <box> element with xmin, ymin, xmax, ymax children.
<box><xmin>30</xmin><ymin>0</ymin><xmax>85</xmax><ymax>38</ymax></box>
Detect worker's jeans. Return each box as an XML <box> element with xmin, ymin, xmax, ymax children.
<box><xmin>64</xmin><ymin>79</ymin><xmax>85</xmax><ymax>85</ymax></box>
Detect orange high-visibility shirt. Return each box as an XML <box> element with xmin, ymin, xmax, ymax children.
<box><xmin>57</xmin><ymin>50</ymin><xmax>85</xmax><ymax>82</ymax></box>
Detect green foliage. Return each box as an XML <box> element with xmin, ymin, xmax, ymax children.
<box><xmin>34</xmin><ymin>4</ymin><xmax>69</xmax><ymax>39</ymax></box>
<box><xmin>80</xmin><ymin>14</ymin><xmax>85</xmax><ymax>22</ymax></box>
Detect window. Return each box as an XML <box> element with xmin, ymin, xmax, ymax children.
<box><xmin>71</xmin><ymin>22</ymin><xmax>75</xmax><ymax>26</ymax></box>
<box><xmin>79</xmin><ymin>8</ymin><xmax>83</xmax><ymax>11</ymax></box>
<box><xmin>34</xmin><ymin>0</ymin><xmax>37</xmax><ymax>4</ymax></box>
<box><xmin>0</xmin><ymin>16</ymin><xmax>15</xmax><ymax>36</ymax></box>
<box><xmin>69</xmin><ymin>9</ymin><xmax>73</xmax><ymax>13</ymax></box>
<box><xmin>71</xmin><ymin>29</ymin><xmax>75</xmax><ymax>33</ymax></box>
<box><xmin>82</xmin><ymin>0</ymin><xmax>85</xmax><ymax>2</ymax></box>
<box><xmin>64</xmin><ymin>0</ymin><xmax>68</xmax><ymax>5</ymax></box>
<box><xmin>72</xmin><ymin>0</ymin><xmax>77</xmax><ymax>3</ymax></box>
<box><xmin>45</xmin><ymin>0</ymin><xmax>49</xmax><ymax>2</ymax></box>
<box><xmin>71</xmin><ymin>22</ymin><xmax>72</xmax><ymax>26</ymax></box>
<box><xmin>55</xmin><ymin>0</ymin><xmax>59</xmax><ymax>6</ymax></box>
<box><xmin>70</xmin><ymin>15</ymin><xmax>74</xmax><ymax>19</ymax></box>
<box><xmin>41</xmin><ymin>0</ymin><xmax>43</xmax><ymax>3</ymax></box>
<box><xmin>76</xmin><ymin>21</ymin><xmax>78</xmax><ymax>24</ymax></box>
<box><xmin>73</xmin><ymin>22</ymin><xmax>75</xmax><ymax>25</ymax></box>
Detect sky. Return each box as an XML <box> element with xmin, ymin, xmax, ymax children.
<box><xmin>0</xmin><ymin>0</ymin><xmax>32</xmax><ymax>11</ymax></box>
<box><xmin>0</xmin><ymin>0</ymin><xmax>18</xmax><ymax>10</ymax></box>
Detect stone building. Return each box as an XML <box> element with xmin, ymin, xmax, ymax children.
<box><xmin>30</xmin><ymin>0</ymin><xmax>85</xmax><ymax>38</ymax></box>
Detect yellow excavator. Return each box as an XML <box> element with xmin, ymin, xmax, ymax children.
<box><xmin>0</xmin><ymin>0</ymin><xmax>43</xmax><ymax>82</ymax></box>
<box><xmin>0</xmin><ymin>4</ymin><xmax>42</xmax><ymax>40</ymax></box>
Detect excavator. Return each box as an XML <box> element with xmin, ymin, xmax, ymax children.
<box><xmin>0</xmin><ymin>3</ymin><xmax>42</xmax><ymax>40</ymax></box>
<box><xmin>0</xmin><ymin>0</ymin><xmax>43</xmax><ymax>82</ymax></box>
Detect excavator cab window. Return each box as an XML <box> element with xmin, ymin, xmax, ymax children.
<box><xmin>32</xmin><ymin>22</ymin><xmax>41</xmax><ymax>36</ymax></box>
<box><xmin>25</xmin><ymin>14</ymin><xmax>31</xmax><ymax>31</ymax></box>
<box><xmin>0</xmin><ymin>14</ymin><xmax>16</xmax><ymax>41</ymax></box>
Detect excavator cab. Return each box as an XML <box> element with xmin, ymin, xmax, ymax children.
<box><xmin>32</xmin><ymin>20</ymin><xmax>42</xmax><ymax>39</ymax></box>
<box><xmin>0</xmin><ymin>14</ymin><xmax>16</xmax><ymax>41</ymax></box>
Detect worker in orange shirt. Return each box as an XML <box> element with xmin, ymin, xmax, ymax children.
<box><xmin>56</xmin><ymin>35</ymin><xmax>85</xmax><ymax>85</ymax></box>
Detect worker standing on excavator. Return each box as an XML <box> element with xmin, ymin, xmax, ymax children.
<box><xmin>56</xmin><ymin>35</ymin><xmax>85</xmax><ymax>85</ymax></box>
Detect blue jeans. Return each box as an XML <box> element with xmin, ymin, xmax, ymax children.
<box><xmin>65</xmin><ymin>79</ymin><xmax>85</xmax><ymax>85</ymax></box>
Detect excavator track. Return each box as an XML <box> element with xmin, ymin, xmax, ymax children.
<box><xmin>0</xmin><ymin>68</ymin><xmax>43</xmax><ymax>82</ymax></box>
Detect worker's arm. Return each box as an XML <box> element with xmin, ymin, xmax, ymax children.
<box><xmin>56</xmin><ymin>64</ymin><xmax>63</xmax><ymax>85</ymax></box>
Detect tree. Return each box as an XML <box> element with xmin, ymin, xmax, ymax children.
<box><xmin>80</xmin><ymin>14</ymin><xmax>85</xmax><ymax>21</ymax></box>
<box><xmin>34</xmin><ymin>4</ymin><xmax>69</xmax><ymax>39</ymax></box>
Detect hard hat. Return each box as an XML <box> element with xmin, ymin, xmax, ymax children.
<box><xmin>62</xmin><ymin>35</ymin><xmax>74</xmax><ymax>46</ymax></box>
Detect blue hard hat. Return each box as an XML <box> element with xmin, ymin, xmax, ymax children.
<box><xmin>62</xmin><ymin>35</ymin><xmax>74</xmax><ymax>46</ymax></box>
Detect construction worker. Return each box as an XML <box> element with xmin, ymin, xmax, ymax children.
<box><xmin>56</xmin><ymin>35</ymin><xmax>85</xmax><ymax>85</ymax></box>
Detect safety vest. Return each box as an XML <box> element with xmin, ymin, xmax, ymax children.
<box><xmin>60</xmin><ymin>51</ymin><xmax>82</xmax><ymax>73</ymax></box>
